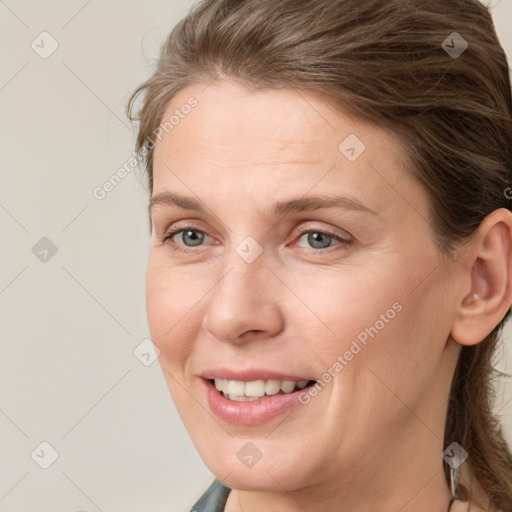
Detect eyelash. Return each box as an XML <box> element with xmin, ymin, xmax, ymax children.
<box><xmin>159</xmin><ymin>225</ymin><xmax>352</xmax><ymax>255</ymax></box>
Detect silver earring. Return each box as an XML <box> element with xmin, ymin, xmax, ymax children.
<box><xmin>450</xmin><ymin>464</ymin><xmax>460</xmax><ymax>499</ymax></box>
<box><xmin>473</xmin><ymin>294</ymin><xmax>479</xmax><ymax>301</ymax></box>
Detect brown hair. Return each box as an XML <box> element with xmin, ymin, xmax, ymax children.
<box><xmin>127</xmin><ymin>0</ymin><xmax>512</xmax><ymax>508</ymax></box>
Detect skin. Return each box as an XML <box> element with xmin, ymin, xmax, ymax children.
<box><xmin>146</xmin><ymin>80</ymin><xmax>512</xmax><ymax>512</ymax></box>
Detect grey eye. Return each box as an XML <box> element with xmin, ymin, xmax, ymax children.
<box><xmin>179</xmin><ymin>229</ymin><xmax>206</xmax><ymax>246</ymax></box>
<box><xmin>300</xmin><ymin>231</ymin><xmax>335</xmax><ymax>249</ymax></box>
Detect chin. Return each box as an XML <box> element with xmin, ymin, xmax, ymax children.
<box><xmin>196</xmin><ymin>439</ymin><xmax>313</xmax><ymax>492</ymax></box>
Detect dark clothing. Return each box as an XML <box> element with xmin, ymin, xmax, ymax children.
<box><xmin>191</xmin><ymin>479</ymin><xmax>231</xmax><ymax>512</ymax></box>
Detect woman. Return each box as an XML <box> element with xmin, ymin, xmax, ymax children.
<box><xmin>127</xmin><ymin>0</ymin><xmax>512</xmax><ymax>510</ymax></box>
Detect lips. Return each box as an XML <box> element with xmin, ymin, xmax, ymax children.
<box><xmin>199</xmin><ymin>369</ymin><xmax>317</xmax><ymax>425</ymax></box>
<box><xmin>202</xmin><ymin>378</ymin><xmax>315</xmax><ymax>424</ymax></box>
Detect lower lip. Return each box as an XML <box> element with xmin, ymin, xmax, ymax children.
<box><xmin>202</xmin><ymin>378</ymin><xmax>310</xmax><ymax>425</ymax></box>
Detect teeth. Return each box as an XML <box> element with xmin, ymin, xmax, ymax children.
<box><xmin>245</xmin><ymin>380</ymin><xmax>266</xmax><ymax>397</ymax></box>
<box><xmin>213</xmin><ymin>378</ymin><xmax>312</xmax><ymax>401</ymax></box>
<box><xmin>265</xmin><ymin>379</ymin><xmax>281</xmax><ymax>396</ymax></box>
<box><xmin>227</xmin><ymin>380</ymin><xmax>245</xmax><ymax>396</ymax></box>
<box><xmin>280</xmin><ymin>380</ymin><xmax>296</xmax><ymax>393</ymax></box>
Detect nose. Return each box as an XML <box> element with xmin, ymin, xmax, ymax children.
<box><xmin>201</xmin><ymin>250</ymin><xmax>285</xmax><ymax>344</ymax></box>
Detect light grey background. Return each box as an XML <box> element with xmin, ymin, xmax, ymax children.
<box><xmin>1</xmin><ymin>1</ymin><xmax>511</xmax><ymax>511</ymax></box>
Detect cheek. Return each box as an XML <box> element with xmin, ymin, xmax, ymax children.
<box><xmin>292</xmin><ymin>262</ymin><xmax>447</xmax><ymax>393</ymax></box>
<box><xmin>288</xmin><ymin>266</ymin><xmax>405</xmax><ymax>363</ymax></box>
<box><xmin>145</xmin><ymin>260</ymin><xmax>205</xmax><ymax>368</ymax></box>
<box><xmin>145</xmin><ymin>263</ymin><xmax>208</xmax><ymax>417</ymax></box>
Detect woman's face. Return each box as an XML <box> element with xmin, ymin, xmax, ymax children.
<box><xmin>147</xmin><ymin>80</ymin><xmax>462</xmax><ymax>494</ymax></box>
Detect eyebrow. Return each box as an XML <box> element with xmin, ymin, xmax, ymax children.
<box><xmin>148</xmin><ymin>191</ymin><xmax>377</xmax><ymax>217</ymax></box>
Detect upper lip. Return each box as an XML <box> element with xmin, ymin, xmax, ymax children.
<box><xmin>199</xmin><ymin>368</ymin><xmax>316</xmax><ymax>382</ymax></box>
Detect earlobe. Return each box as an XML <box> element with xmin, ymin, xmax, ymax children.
<box><xmin>451</xmin><ymin>208</ymin><xmax>512</xmax><ymax>347</ymax></box>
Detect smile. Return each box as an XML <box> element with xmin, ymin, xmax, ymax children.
<box><xmin>213</xmin><ymin>378</ymin><xmax>313</xmax><ymax>401</ymax></box>
<box><xmin>202</xmin><ymin>377</ymin><xmax>318</xmax><ymax>425</ymax></box>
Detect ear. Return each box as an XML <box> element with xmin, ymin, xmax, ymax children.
<box><xmin>451</xmin><ymin>208</ymin><xmax>512</xmax><ymax>346</ymax></box>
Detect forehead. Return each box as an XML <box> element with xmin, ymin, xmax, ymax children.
<box><xmin>151</xmin><ymin>80</ymin><xmax>429</xmax><ymax>223</ymax></box>
<box><xmin>155</xmin><ymin>81</ymin><xmax>377</xmax><ymax>163</ymax></box>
